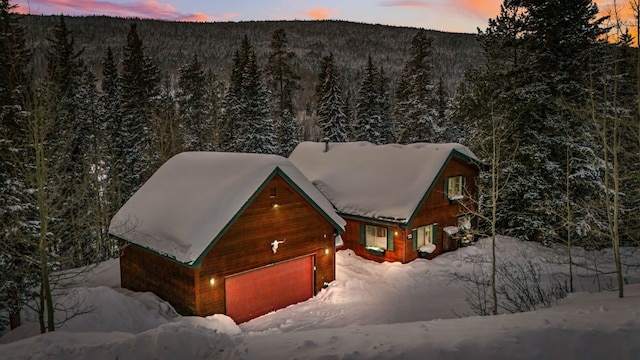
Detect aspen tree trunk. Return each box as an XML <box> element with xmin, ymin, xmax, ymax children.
<box><xmin>31</xmin><ymin>100</ymin><xmax>56</xmax><ymax>331</ymax></box>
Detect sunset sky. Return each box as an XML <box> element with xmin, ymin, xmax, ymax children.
<box><xmin>13</xmin><ymin>0</ymin><xmax>627</xmax><ymax>34</ymax></box>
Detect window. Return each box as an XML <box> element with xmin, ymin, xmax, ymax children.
<box><xmin>458</xmin><ymin>215</ymin><xmax>474</xmax><ymax>244</ymax></box>
<box><xmin>365</xmin><ymin>225</ymin><xmax>387</xmax><ymax>249</ymax></box>
<box><xmin>445</xmin><ymin>175</ymin><xmax>465</xmax><ymax>200</ymax></box>
<box><xmin>360</xmin><ymin>224</ymin><xmax>394</xmax><ymax>252</ymax></box>
<box><xmin>414</xmin><ymin>224</ymin><xmax>437</xmax><ymax>250</ymax></box>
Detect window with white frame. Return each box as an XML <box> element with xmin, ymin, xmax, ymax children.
<box><xmin>365</xmin><ymin>225</ymin><xmax>388</xmax><ymax>250</ymax></box>
<box><xmin>415</xmin><ymin>224</ymin><xmax>436</xmax><ymax>249</ymax></box>
<box><xmin>446</xmin><ymin>175</ymin><xmax>464</xmax><ymax>200</ymax></box>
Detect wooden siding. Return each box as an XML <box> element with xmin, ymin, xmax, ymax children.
<box><xmin>340</xmin><ymin>156</ymin><xmax>479</xmax><ymax>264</ymax></box>
<box><xmin>120</xmin><ymin>244</ymin><xmax>198</xmax><ymax>315</ymax></box>
<box><xmin>119</xmin><ymin>173</ymin><xmax>337</xmax><ymax>319</ymax></box>
<box><xmin>195</xmin><ymin>174</ymin><xmax>336</xmax><ymax>316</ymax></box>
<box><xmin>407</xmin><ymin>156</ymin><xmax>479</xmax><ymax>262</ymax></box>
<box><xmin>341</xmin><ymin>218</ymin><xmax>407</xmax><ymax>263</ymax></box>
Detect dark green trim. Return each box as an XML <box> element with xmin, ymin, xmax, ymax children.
<box><xmin>108</xmin><ymin>233</ymin><xmax>197</xmax><ymax>268</ymax></box>
<box><xmin>387</xmin><ymin>227</ymin><xmax>394</xmax><ymax>251</ymax></box>
<box><xmin>432</xmin><ymin>223</ymin><xmax>438</xmax><ymax>245</ymax></box>
<box><xmin>340</xmin><ymin>213</ymin><xmax>407</xmax><ymax>228</ymax></box>
<box><xmin>411</xmin><ymin>229</ymin><xmax>417</xmax><ymax>251</ymax></box>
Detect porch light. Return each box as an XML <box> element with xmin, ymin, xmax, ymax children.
<box><xmin>209</xmin><ymin>277</ymin><xmax>215</xmax><ymax>286</ymax></box>
<box><xmin>272</xmin><ymin>202</ymin><xmax>279</xmax><ymax>208</ymax></box>
<box><xmin>324</xmin><ymin>248</ymin><xmax>329</xmax><ymax>255</ymax></box>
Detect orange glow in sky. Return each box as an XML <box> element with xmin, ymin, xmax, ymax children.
<box><xmin>11</xmin><ymin>0</ymin><xmax>639</xmax><ymax>38</ymax></box>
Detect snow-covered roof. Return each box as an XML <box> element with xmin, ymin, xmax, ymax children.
<box><xmin>288</xmin><ymin>141</ymin><xmax>480</xmax><ymax>224</ymax></box>
<box><xmin>109</xmin><ymin>152</ymin><xmax>345</xmax><ymax>266</ymax></box>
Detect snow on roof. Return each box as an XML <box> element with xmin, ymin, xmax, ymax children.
<box><xmin>288</xmin><ymin>141</ymin><xmax>479</xmax><ymax>223</ymax></box>
<box><xmin>109</xmin><ymin>152</ymin><xmax>345</xmax><ymax>266</ymax></box>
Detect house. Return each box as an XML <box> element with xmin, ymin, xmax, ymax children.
<box><xmin>109</xmin><ymin>152</ymin><xmax>345</xmax><ymax>323</ymax></box>
<box><xmin>288</xmin><ymin>141</ymin><xmax>482</xmax><ymax>263</ymax></box>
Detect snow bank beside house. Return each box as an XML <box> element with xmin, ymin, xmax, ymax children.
<box><xmin>2</xmin><ymin>237</ymin><xmax>639</xmax><ymax>359</ymax></box>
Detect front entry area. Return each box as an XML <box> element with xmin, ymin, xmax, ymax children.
<box><xmin>225</xmin><ymin>255</ymin><xmax>314</xmax><ymax>323</ymax></box>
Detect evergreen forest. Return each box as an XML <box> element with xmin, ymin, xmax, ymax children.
<box><xmin>1</xmin><ymin>0</ymin><xmax>639</xmax><ymax>333</ymax></box>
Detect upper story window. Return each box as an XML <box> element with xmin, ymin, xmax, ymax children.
<box><xmin>445</xmin><ymin>175</ymin><xmax>465</xmax><ymax>201</ymax></box>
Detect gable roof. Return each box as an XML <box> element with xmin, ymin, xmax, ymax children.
<box><xmin>288</xmin><ymin>141</ymin><xmax>480</xmax><ymax>225</ymax></box>
<box><xmin>109</xmin><ymin>152</ymin><xmax>346</xmax><ymax>267</ymax></box>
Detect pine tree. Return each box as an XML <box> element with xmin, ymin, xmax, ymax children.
<box><xmin>151</xmin><ymin>75</ymin><xmax>180</xmax><ymax>166</ymax></box>
<box><xmin>204</xmin><ymin>69</ymin><xmax>223</xmax><ymax>151</ymax></box>
<box><xmin>237</xmin><ymin>48</ymin><xmax>277</xmax><ymax>153</ymax></box>
<box><xmin>394</xmin><ymin>29</ymin><xmax>439</xmax><ymax>144</ymax></box>
<box><xmin>435</xmin><ymin>77</ymin><xmax>449</xmax><ymax>134</ymax></box>
<box><xmin>100</xmin><ymin>46</ymin><xmax>124</xmax><ymax>221</ymax></box>
<box><xmin>265</xmin><ymin>28</ymin><xmax>300</xmax><ymax>156</ymax></box>
<box><xmin>116</xmin><ymin>23</ymin><xmax>159</xmax><ymax>203</ymax></box>
<box><xmin>177</xmin><ymin>54</ymin><xmax>208</xmax><ymax>151</ymax></box>
<box><xmin>221</xmin><ymin>35</ymin><xmax>276</xmax><ymax>154</ymax></box>
<box><xmin>43</xmin><ymin>15</ymin><xmax>99</xmax><ymax>268</ymax></box>
<box><xmin>220</xmin><ymin>49</ymin><xmax>245</xmax><ymax>152</ymax></box>
<box><xmin>316</xmin><ymin>53</ymin><xmax>348</xmax><ymax>142</ymax></box>
<box><xmin>455</xmin><ymin>0</ymin><xmax>608</xmax><ymax>245</ymax></box>
<box><xmin>0</xmin><ymin>0</ymin><xmax>35</xmax><ymax>331</ymax></box>
<box><xmin>354</xmin><ymin>55</ymin><xmax>390</xmax><ymax>144</ymax></box>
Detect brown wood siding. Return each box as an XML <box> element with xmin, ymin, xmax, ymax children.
<box><xmin>341</xmin><ymin>218</ymin><xmax>406</xmax><ymax>263</ymax></box>
<box><xmin>196</xmin><ymin>174</ymin><xmax>336</xmax><ymax>317</ymax></box>
<box><xmin>408</xmin><ymin>157</ymin><xmax>479</xmax><ymax>261</ymax></box>
<box><xmin>120</xmin><ymin>244</ymin><xmax>197</xmax><ymax>314</ymax></box>
<box><xmin>339</xmin><ymin>157</ymin><xmax>479</xmax><ymax>264</ymax></box>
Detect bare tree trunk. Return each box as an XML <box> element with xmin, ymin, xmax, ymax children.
<box><xmin>491</xmin><ymin>114</ymin><xmax>498</xmax><ymax>315</ymax></box>
<box><xmin>566</xmin><ymin>144</ymin><xmax>574</xmax><ymax>293</ymax></box>
<box><xmin>32</xmin><ymin>100</ymin><xmax>56</xmax><ymax>331</ymax></box>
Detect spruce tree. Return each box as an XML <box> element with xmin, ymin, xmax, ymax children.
<box><xmin>44</xmin><ymin>15</ymin><xmax>100</xmax><ymax>268</ymax></box>
<box><xmin>265</xmin><ymin>28</ymin><xmax>300</xmax><ymax>156</ymax></box>
<box><xmin>100</xmin><ymin>46</ymin><xmax>124</xmax><ymax>221</ymax></box>
<box><xmin>221</xmin><ymin>35</ymin><xmax>276</xmax><ymax>154</ymax></box>
<box><xmin>238</xmin><ymin>48</ymin><xmax>277</xmax><ymax>153</ymax></box>
<box><xmin>204</xmin><ymin>69</ymin><xmax>223</xmax><ymax>151</ymax></box>
<box><xmin>0</xmin><ymin>0</ymin><xmax>35</xmax><ymax>330</ymax></box>
<box><xmin>116</xmin><ymin>23</ymin><xmax>159</xmax><ymax>202</ymax></box>
<box><xmin>316</xmin><ymin>53</ymin><xmax>348</xmax><ymax>142</ymax></box>
<box><xmin>354</xmin><ymin>55</ymin><xmax>390</xmax><ymax>144</ymax></box>
<box><xmin>455</xmin><ymin>0</ymin><xmax>608</xmax><ymax>244</ymax></box>
<box><xmin>219</xmin><ymin>48</ymin><xmax>245</xmax><ymax>152</ymax></box>
<box><xmin>394</xmin><ymin>29</ymin><xmax>439</xmax><ymax>144</ymax></box>
<box><xmin>177</xmin><ymin>54</ymin><xmax>208</xmax><ymax>151</ymax></box>
<box><xmin>151</xmin><ymin>76</ymin><xmax>180</xmax><ymax>165</ymax></box>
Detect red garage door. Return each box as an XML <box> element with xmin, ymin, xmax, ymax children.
<box><xmin>225</xmin><ymin>255</ymin><xmax>314</xmax><ymax>323</ymax></box>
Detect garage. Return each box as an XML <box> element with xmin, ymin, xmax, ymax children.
<box><xmin>225</xmin><ymin>255</ymin><xmax>314</xmax><ymax>323</ymax></box>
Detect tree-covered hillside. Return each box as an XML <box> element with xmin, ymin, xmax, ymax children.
<box><xmin>22</xmin><ymin>16</ymin><xmax>481</xmax><ymax>104</ymax></box>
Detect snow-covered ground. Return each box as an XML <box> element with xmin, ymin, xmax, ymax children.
<box><xmin>1</xmin><ymin>237</ymin><xmax>639</xmax><ymax>359</ymax></box>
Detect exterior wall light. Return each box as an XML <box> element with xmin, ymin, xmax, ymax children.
<box><xmin>209</xmin><ymin>277</ymin><xmax>215</xmax><ymax>286</ymax></box>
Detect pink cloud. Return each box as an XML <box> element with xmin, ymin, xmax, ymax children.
<box><xmin>452</xmin><ymin>0</ymin><xmax>501</xmax><ymax>20</ymax></box>
<box><xmin>379</xmin><ymin>1</ymin><xmax>430</xmax><ymax>8</ymax></box>
<box><xmin>14</xmin><ymin>0</ymin><xmax>228</xmax><ymax>22</ymax></box>
<box><xmin>306</xmin><ymin>7</ymin><xmax>340</xmax><ymax>20</ymax></box>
